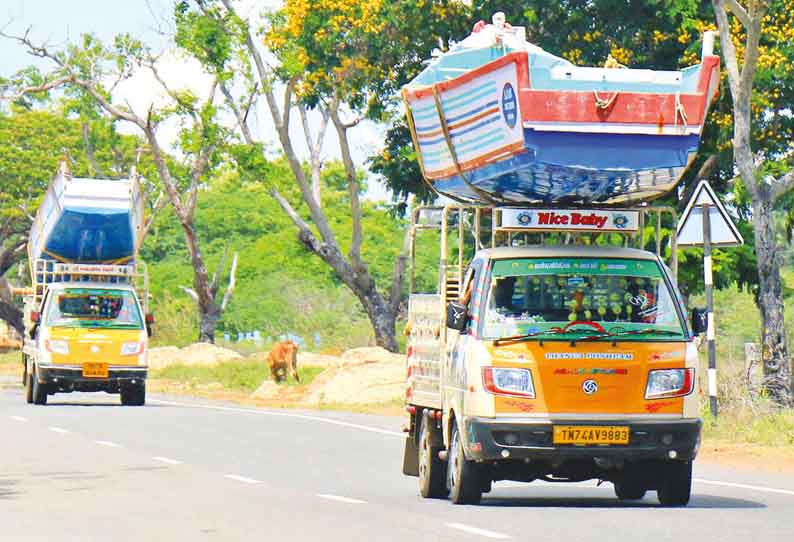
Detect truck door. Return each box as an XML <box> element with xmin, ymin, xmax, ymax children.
<box><xmin>444</xmin><ymin>259</ymin><xmax>485</xmax><ymax>413</ymax></box>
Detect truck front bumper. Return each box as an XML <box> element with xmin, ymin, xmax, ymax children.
<box><xmin>37</xmin><ymin>365</ymin><xmax>147</xmax><ymax>389</ymax></box>
<box><xmin>464</xmin><ymin>416</ymin><xmax>701</xmax><ymax>462</ymax></box>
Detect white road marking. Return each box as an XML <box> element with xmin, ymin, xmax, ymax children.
<box><xmin>446</xmin><ymin>523</ymin><xmax>510</xmax><ymax>540</ymax></box>
<box><xmin>9</xmin><ymin>415</ymin><xmax>27</xmax><ymax>422</ymax></box>
<box><xmin>224</xmin><ymin>474</ymin><xmax>263</xmax><ymax>484</ymax></box>
<box><xmin>152</xmin><ymin>456</ymin><xmax>183</xmax><ymax>465</ymax></box>
<box><xmin>149</xmin><ymin>399</ymin><xmax>404</xmax><ymax>438</ymax></box>
<box><xmin>48</xmin><ymin>426</ymin><xmax>70</xmax><ymax>434</ymax></box>
<box><xmin>694</xmin><ymin>478</ymin><xmax>794</xmax><ymax>497</ymax></box>
<box><xmin>316</xmin><ymin>494</ymin><xmax>367</xmax><ymax>504</ymax></box>
<box><xmin>95</xmin><ymin>440</ymin><xmax>121</xmax><ymax>448</ymax></box>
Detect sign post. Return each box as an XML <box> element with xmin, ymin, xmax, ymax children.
<box><xmin>677</xmin><ymin>181</ymin><xmax>743</xmax><ymax>418</ymax></box>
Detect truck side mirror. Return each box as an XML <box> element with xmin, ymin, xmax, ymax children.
<box><xmin>446</xmin><ymin>301</ymin><xmax>467</xmax><ymax>331</ymax></box>
<box><xmin>691</xmin><ymin>308</ymin><xmax>707</xmax><ymax>335</ymax></box>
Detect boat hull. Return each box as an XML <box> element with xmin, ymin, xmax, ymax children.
<box><xmin>404</xmin><ymin>49</ymin><xmax>719</xmax><ymax>205</ymax></box>
<box><xmin>29</xmin><ymin>172</ymin><xmax>143</xmax><ymax>264</ymax></box>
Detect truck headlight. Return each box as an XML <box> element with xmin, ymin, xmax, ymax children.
<box><xmin>121</xmin><ymin>342</ymin><xmax>144</xmax><ymax>356</ymax></box>
<box><xmin>45</xmin><ymin>340</ymin><xmax>69</xmax><ymax>355</ymax></box>
<box><xmin>482</xmin><ymin>367</ymin><xmax>535</xmax><ymax>398</ymax></box>
<box><xmin>645</xmin><ymin>368</ymin><xmax>695</xmax><ymax>399</ymax></box>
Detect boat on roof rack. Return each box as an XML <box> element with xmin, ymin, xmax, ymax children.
<box><xmin>28</xmin><ymin>163</ymin><xmax>144</xmax><ymax>266</ymax></box>
<box><xmin>402</xmin><ymin>13</ymin><xmax>720</xmax><ymax>206</ymax></box>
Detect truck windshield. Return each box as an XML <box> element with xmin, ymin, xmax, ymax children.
<box><xmin>482</xmin><ymin>257</ymin><xmax>685</xmax><ymax>341</ymax></box>
<box><xmin>46</xmin><ymin>288</ymin><xmax>143</xmax><ymax>329</ymax></box>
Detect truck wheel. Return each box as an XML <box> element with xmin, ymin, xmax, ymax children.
<box><xmin>418</xmin><ymin>414</ymin><xmax>447</xmax><ymax>498</ymax></box>
<box><xmin>24</xmin><ymin>369</ymin><xmax>34</xmax><ymax>404</ymax></box>
<box><xmin>657</xmin><ymin>461</ymin><xmax>692</xmax><ymax>507</ymax></box>
<box><xmin>614</xmin><ymin>479</ymin><xmax>647</xmax><ymax>500</ymax></box>
<box><xmin>31</xmin><ymin>366</ymin><xmax>47</xmax><ymax>405</ymax></box>
<box><xmin>447</xmin><ymin>423</ymin><xmax>482</xmax><ymax>505</ymax></box>
<box><xmin>121</xmin><ymin>383</ymin><xmax>146</xmax><ymax>406</ymax></box>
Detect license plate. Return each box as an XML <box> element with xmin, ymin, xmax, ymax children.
<box><xmin>553</xmin><ymin>425</ymin><xmax>630</xmax><ymax>445</ymax></box>
<box><xmin>82</xmin><ymin>362</ymin><xmax>109</xmax><ymax>378</ymax></box>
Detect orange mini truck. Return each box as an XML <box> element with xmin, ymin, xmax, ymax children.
<box><xmin>403</xmin><ymin>206</ymin><xmax>702</xmax><ymax>506</ymax></box>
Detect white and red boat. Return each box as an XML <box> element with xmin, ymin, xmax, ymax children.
<box><xmin>403</xmin><ymin>14</ymin><xmax>720</xmax><ymax>205</ymax></box>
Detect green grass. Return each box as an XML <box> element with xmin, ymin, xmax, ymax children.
<box><xmin>151</xmin><ymin>359</ymin><xmax>325</xmax><ymax>392</ymax></box>
<box><xmin>0</xmin><ymin>350</ymin><xmax>19</xmax><ymax>366</ymax></box>
<box><xmin>702</xmin><ymin>403</ymin><xmax>794</xmax><ymax>447</ymax></box>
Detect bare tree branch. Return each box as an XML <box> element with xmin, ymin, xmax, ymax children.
<box><xmin>0</xmin><ymin>75</ymin><xmax>71</xmax><ymax>102</ymax></box>
<box><xmin>328</xmin><ymin>102</ymin><xmax>364</xmax><ymax>266</ymax></box>
<box><xmin>220</xmin><ymin>252</ymin><xmax>238</xmax><ymax>311</ymax></box>
<box><xmin>772</xmin><ymin>171</ymin><xmax>794</xmax><ymax>201</ymax></box>
<box><xmin>181</xmin><ymin>286</ymin><xmax>200</xmax><ymax>303</ymax></box>
<box><xmin>723</xmin><ymin>0</ymin><xmax>752</xmax><ymax>29</ymax></box>
<box><xmin>81</xmin><ymin>122</ymin><xmax>105</xmax><ymax>177</ymax></box>
<box><xmin>137</xmin><ymin>190</ymin><xmax>168</xmax><ymax>244</ymax></box>
<box><xmin>298</xmin><ymin>103</ymin><xmax>329</xmax><ymax>206</ymax></box>
<box><xmin>712</xmin><ymin>1</ymin><xmax>742</xmax><ymax>98</ymax></box>
<box><xmin>211</xmin><ymin>242</ymin><xmax>230</xmax><ymax>294</ymax></box>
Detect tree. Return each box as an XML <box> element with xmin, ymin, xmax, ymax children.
<box><xmin>175</xmin><ymin>0</ymin><xmax>467</xmax><ymax>351</ymax></box>
<box><xmin>0</xmin><ymin>31</ymin><xmax>237</xmax><ymax>343</ymax></box>
<box><xmin>712</xmin><ymin>0</ymin><xmax>794</xmax><ymax>404</ymax></box>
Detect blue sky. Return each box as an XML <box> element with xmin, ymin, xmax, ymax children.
<box><xmin>2</xmin><ymin>0</ymin><xmax>171</xmax><ymax>73</ymax></box>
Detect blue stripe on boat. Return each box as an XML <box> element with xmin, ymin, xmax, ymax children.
<box><xmin>415</xmin><ymin>122</ymin><xmax>441</xmax><ymax>134</ymax></box>
<box><xmin>445</xmin><ymin>100</ymin><xmax>499</xmax><ymax>125</ymax></box>
<box><xmin>413</xmin><ymin>108</ymin><xmax>440</xmax><ymax>123</ymax></box>
<box><xmin>441</xmin><ymin>80</ymin><xmax>495</xmax><ymax>107</ymax></box>
<box><xmin>413</xmin><ymin>101</ymin><xmax>439</xmax><ymax>115</ymax></box>
<box><xmin>454</xmin><ymin>130</ymin><xmax>506</xmax><ymax>156</ymax></box>
<box><xmin>449</xmin><ymin>114</ymin><xmax>501</xmax><ymax>139</ymax></box>
<box><xmin>441</xmin><ymin>86</ymin><xmax>497</xmax><ymax>114</ymax></box>
<box><xmin>419</xmin><ymin>135</ymin><xmax>448</xmax><ymax>146</ymax></box>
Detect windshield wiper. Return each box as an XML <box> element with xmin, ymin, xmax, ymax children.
<box><xmin>576</xmin><ymin>328</ymin><xmax>684</xmax><ymax>342</ymax></box>
<box><xmin>494</xmin><ymin>327</ymin><xmax>577</xmax><ymax>346</ymax></box>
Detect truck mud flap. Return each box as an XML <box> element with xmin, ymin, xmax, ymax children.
<box><xmin>402</xmin><ymin>436</ymin><xmax>419</xmax><ymax>476</ymax></box>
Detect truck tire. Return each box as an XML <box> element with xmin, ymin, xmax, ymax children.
<box><xmin>24</xmin><ymin>356</ymin><xmax>33</xmax><ymax>404</ymax></box>
<box><xmin>24</xmin><ymin>369</ymin><xmax>34</xmax><ymax>404</ymax></box>
<box><xmin>614</xmin><ymin>479</ymin><xmax>647</xmax><ymax>500</ymax></box>
<box><xmin>418</xmin><ymin>414</ymin><xmax>447</xmax><ymax>498</ymax></box>
<box><xmin>447</xmin><ymin>423</ymin><xmax>482</xmax><ymax>505</ymax></box>
<box><xmin>657</xmin><ymin>461</ymin><xmax>692</xmax><ymax>507</ymax></box>
<box><xmin>31</xmin><ymin>366</ymin><xmax>47</xmax><ymax>405</ymax></box>
<box><xmin>121</xmin><ymin>383</ymin><xmax>146</xmax><ymax>406</ymax></box>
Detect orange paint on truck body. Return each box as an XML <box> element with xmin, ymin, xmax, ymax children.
<box><xmin>486</xmin><ymin>340</ymin><xmax>686</xmax><ymax>415</ymax></box>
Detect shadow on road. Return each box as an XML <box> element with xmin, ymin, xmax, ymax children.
<box><xmin>0</xmin><ymin>477</ymin><xmax>21</xmax><ymax>500</ymax></box>
<box><xmin>41</xmin><ymin>401</ymin><xmax>164</xmax><ymax>408</ymax></box>
<box><xmin>479</xmin><ymin>493</ymin><xmax>765</xmax><ymax>509</ymax></box>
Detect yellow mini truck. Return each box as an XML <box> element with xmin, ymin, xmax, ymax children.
<box><xmin>403</xmin><ymin>206</ymin><xmax>702</xmax><ymax>506</ymax></box>
<box><xmin>22</xmin><ymin>263</ymin><xmax>151</xmax><ymax>406</ymax></box>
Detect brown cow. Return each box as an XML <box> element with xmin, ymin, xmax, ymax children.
<box><xmin>267</xmin><ymin>340</ymin><xmax>300</xmax><ymax>383</ymax></box>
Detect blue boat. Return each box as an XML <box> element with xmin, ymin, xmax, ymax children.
<box><xmin>403</xmin><ymin>15</ymin><xmax>720</xmax><ymax>205</ymax></box>
<box><xmin>29</xmin><ymin>166</ymin><xmax>143</xmax><ymax>265</ymax></box>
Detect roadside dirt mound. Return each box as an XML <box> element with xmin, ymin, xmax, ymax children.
<box><xmin>297</xmin><ymin>351</ymin><xmax>347</xmax><ymax>368</ymax></box>
<box><xmin>148</xmin><ymin>343</ymin><xmax>242</xmax><ymax>370</ymax></box>
<box><xmin>301</xmin><ymin>346</ymin><xmax>405</xmax><ymax>406</ymax></box>
<box><xmin>340</xmin><ymin>346</ymin><xmax>404</xmax><ymax>366</ymax></box>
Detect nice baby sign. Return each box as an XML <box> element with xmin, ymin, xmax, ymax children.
<box><xmin>501</xmin><ymin>209</ymin><xmax>639</xmax><ymax>233</ymax></box>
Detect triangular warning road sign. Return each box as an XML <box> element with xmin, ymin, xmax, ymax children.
<box><xmin>676</xmin><ymin>180</ymin><xmax>743</xmax><ymax>247</ymax></box>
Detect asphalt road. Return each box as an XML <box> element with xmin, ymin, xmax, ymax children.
<box><xmin>1</xmin><ymin>387</ymin><xmax>793</xmax><ymax>542</ymax></box>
